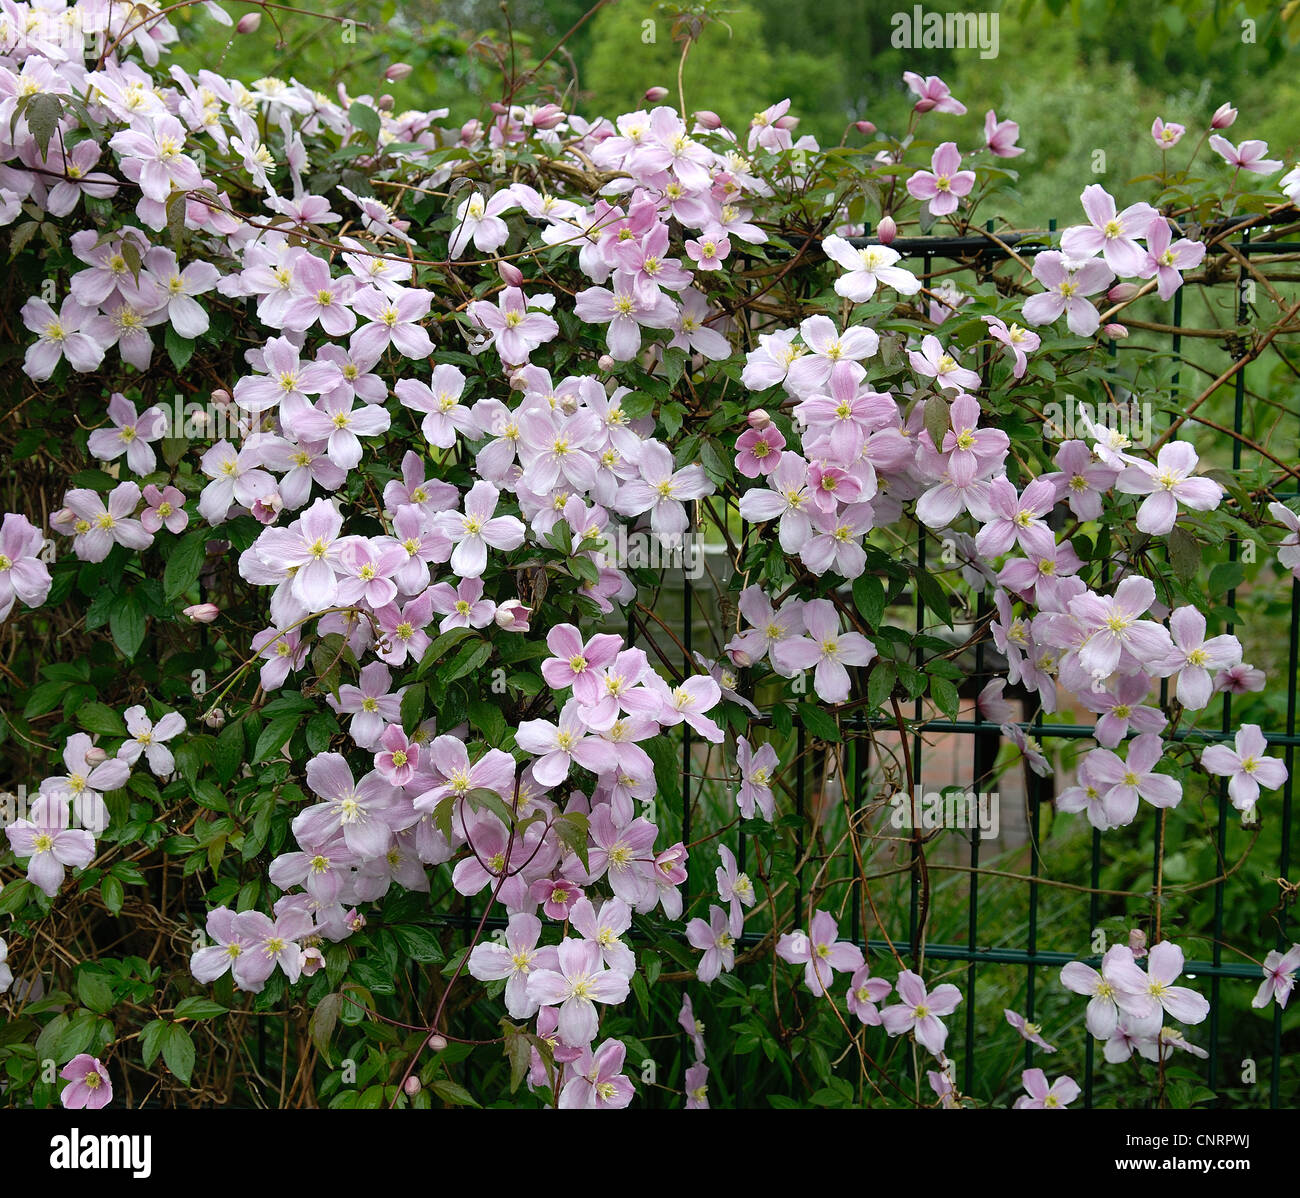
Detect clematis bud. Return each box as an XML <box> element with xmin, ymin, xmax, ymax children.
<box><xmin>693</xmin><ymin>110</ymin><xmax>722</xmax><ymax>130</ymax></box>
<box><xmin>377</xmin><ymin>94</ymin><xmax>394</xmax><ymax>112</ymax></box>
<box><xmin>1103</xmin><ymin>323</ymin><xmax>1128</xmax><ymax>339</ymax></box>
<box><xmin>384</xmin><ymin>62</ymin><xmax>413</xmax><ymax>82</ymax></box>
<box><xmin>644</xmin><ymin>86</ymin><xmax>670</xmax><ymax>103</ymax></box>
<box><xmin>1128</xmin><ymin>928</ymin><xmax>1148</xmax><ymax>958</ymax></box>
<box><xmin>489</xmin><ymin>102</ymin><xmax>509</xmax><ymax>115</ymax></box>
<box><xmin>236</xmin><ymin>12</ymin><xmax>261</xmax><ymax>33</ymax></box>
<box><xmin>498</xmin><ymin>260</ymin><xmax>524</xmax><ymax>288</ymax></box>
<box><xmin>495</xmin><ymin>600</ymin><xmax>532</xmax><ymax>632</ymax></box>
<box><xmin>854</xmin><ymin>120</ymin><xmax>876</xmax><ymax>136</ymax></box>
<box><xmin>597</xmin><ymin>354</ymin><xmax>615</xmax><ymax>372</ymax></box>
<box><xmin>530</xmin><ymin>104</ymin><xmax>565</xmax><ymax>130</ymax></box>
<box><xmin>877</xmin><ymin>215</ymin><xmax>897</xmax><ymax>245</ymax></box>
<box><xmin>427</xmin><ymin>1034</ymin><xmax>448</xmax><ymax>1052</ymax></box>
<box><xmin>404</xmin><ymin>1076</ymin><xmax>422</xmax><ymax>1096</ymax></box>
<box><xmin>1210</xmin><ymin>102</ymin><xmax>1237</xmax><ymax>130</ymax></box>
<box><xmin>184</xmin><ymin>603</ymin><xmax>220</xmax><ymax>624</ymax></box>
<box><xmin>747</xmin><ymin>408</ymin><xmax>772</xmax><ymax>431</ymax></box>
<box><xmin>251</xmin><ymin>493</ymin><xmax>283</xmax><ymax>525</ymax></box>
<box><xmin>203</xmin><ymin>708</ymin><xmax>225</xmax><ymax>730</ymax></box>
<box><xmin>1106</xmin><ymin>282</ymin><xmax>1140</xmax><ymax>302</ymax></box>
<box><xmin>210</xmin><ymin>388</ymin><xmax>232</xmax><ymax>407</ymax></box>
<box><xmin>84</xmin><ymin>746</ymin><xmax>108</xmax><ymax>767</ymax></box>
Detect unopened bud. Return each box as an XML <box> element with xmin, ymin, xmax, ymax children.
<box><xmin>404</xmin><ymin>1076</ymin><xmax>422</xmax><ymax>1096</ymax></box>
<box><xmin>203</xmin><ymin>708</ymin><xmax>226</xmax><ymax>730</ymax></box>
<box><xmin>693</xmin><ymin>110</ymin><xmax>722</xmax><ymax>130</ymax></box>
<box><xmin>495</xmin><ymin>599</ymin><xmax>532</xmax><ymax>632</ymax></box>
<box><xmin>489</xmin><ymin>102</ymin><xmax>509</xmax><ymax>116</ymax></box>
<box><xmin>877</xmin><ymin>215</ymin><xmax>897</xmax><ymax>245</ymax></box>
<box><xmin>377</xmin><ymin>94</ymin><xmax>394</xmax><ymax>112</ymax></box>
<box><xmin>1103</xmin><ymin>322</ymin><xmax>1128</xmax><ymax>340</ymax></box>
<box><xmin>184</xmin><ymin>603</ymin><xmax>220</xmax><ymax>624</ymax></box>
<box><xmin>747</xmin><ymin>408</ymin><xmax>772</xmax><ymax>431</ymax></box>
<box><xmin>530</xmin><ymin>104</ymin><xmax>565</xmax><ymax>130</ymax></box>
<box><xmin>498</xmin><ymin>260</ymin><xmax>524</xmax><ymax>288</ymax></box>
<box><xmin>854</xmin><ymin>120</ymin><xmax>876</xmax><ymax>136</ymax></box>
<box><xmin>775</xmin><ymin>115</ymin><xmax>798</xmax><ymax>131</ymax></box>
<box><xmin>597</xmin><ymin>354</ymin><xmax>615</xmax><ymax>372</ymax></box>
<box><xmin>427</xmin><ymin>1034</ymin><xmax>448</xmax><ymax>1052</ymax></box>
<box><xmin>1211</xmin><ymin>102</ymin><xmax>1237</xmax><ymax>130</ymax></box>
<box><xmin>644</xmin><ymin>86</ymin><xmax>670</xmax><ymax>103</ymax></box>
<box><xmin>384</xmin><ymin>62</ymin><xmax>413</xmax><ymax>83</ymax></box>
<box><xmin>1128</xmin><ymin>927</ymin><xmax>1148</xmax><ymax>958</ymax></box>
<box><xmin>236</xmin><ymin>12</ymin><xmax>261</xmax><ymax>33</ymax></box>
<box><xmin>84</xmin><ymin>746</ymin><xmax>108</xmax><ymax>767</ymax></box>
<box><xmin>1106</xmin><ymin>283</ymin><xmax>1139</xmax><ymax>302</ymax></box>
<box><xmin>210</xmin><ymin>388</ymin><xmax>232</xmax><ymax>407</ymax></box>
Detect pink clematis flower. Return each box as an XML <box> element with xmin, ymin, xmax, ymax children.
<box><xmin>531</xmin><ymin>876</ymin><xmax>585</xmax><ymax>922</ymax></box>
<box><xmin>1115</xmin><ymin>442</ymin><xmax>1222</xmax><ymax>535</ymax></box>
<box><xmin>559</xmin><ymin>1038</ymin><xmax>635</xmax><ymax>1110</ymax></box>
<box><xmin>847</xmin><ymin>963</ymin><xmax>892</xmax><ymax>1025</ymax></box>
<box><xmin>6</xmin><ymin>792</ymin><xmax>95</xmax><ymax>896</ymax></box>
<box><xmin>687</xmin><ymin>904</ymin><xmax>736</xmax><ymax>984</ymax></box>
<box><xmin>776</xmin><ymin>598</ymin><xmax>877</xmax><ymax>704</ymax></box>
<box><xmin>87</xmin><ymin>393</ymin><xmax>166</xmax><ymax>476</ymax></box>
<box><xmin>1160</xmin><ymin>607</ymin><xmax>1241</xmax><ymax>710</ymax></box>
<box><xmin>983</xmin><ymin>316</ymin><xmax>1039</xmax><ymax>378</ymax></box>
<box><xmin>1106</xmin><ymin>940</ymin><xmax>1210</xmax><ymax>1025</ymax></box>
<box><xmin>468</xmin><ymin>912</ymin><xmax>560</xmax><ymax>1019</ymax></box>
<box><xmin>1208</xmin><ymin>135</ymin><xmax>1282</xmax><ymax>175</ymax></box>
<box><xmin>526</xmin><ymin>938</ymin><xmax>630</xmax><ymax>1046</ymax></box>
<box><xmin>984</xmin><ymin>110</ymin><xmax>1023</xmax><ymax>156</ymax></box>
<box><xmin>374</xmin><ymin>724</ymin><xmax>419</xmax><ymax>787</ymax></box>
<box><xmin>906</xmin><ymin>142</ymin><xmax>975</xmax><ymax>217</ymax></box>
<box><xmin>880</xmin><ymin>969</ymin><xmax>962</xmax><ymax>1055</ymax></box>
<box><xmin>1022</xmin><ymin>250</ymin><xmax>1115</xmax><ymax>337</ymax></box>
<box><xmin>685</xmin><ymin>1061</ymin><xmax>710</xmax><ymax>1109</ymax></box>
<box><xmin>1200</xmin><ymin>724</ymin><xmax>1288</xmax><ymax>812</ymax></box>
<box><xmin>821</xmin><ymin>236</ymin><xmax>920</xmax><ymax>302</ymax></box>
<box><xmin>776</xmin><ymin>909</ymin><xmax>864</xmax><ymax>997</ymax></box>
<box><xmin>736</xmin><ymin>736</ymin><xmax>779</xmax><ymax>821</ymax></box>
<box><xmin>715</xmin><ymin>845</ymin><xmax>756</xmax><ymax>935</ymax></box>
<box><xmin>541</xmin><ymin>625</ymin><xmax>624</xmax><ymax>704</ymax></box>
<box><xmin>1252</xmin><ymin>945</ymin><xmax>1300</xmax><ymax>1010</ymax></box>
<box><xmin>350</xmin><ymin>285</ymin><xmax>434</xmax><ymax>360</ymax></box>
<box><xmin>1139</xmin><ymin>218</ymin><xmax>1206</xmax><ymax>301</ymax></box>
<box><xmin>735</xmin><ymin>424</ymin><xmax>786</xmax><ymax>478</ymax></box>
<box><xmin>0</xmin><ymin>512</ymin><xmax>52</xmax><ymax>621</ymax></box>
<box><xmin>328</xmin><ymin>661</ymin><xmax>403</xmax><ymax>750</ymax></box>
<box><xmin>1005</xmin><ymin>1009</ymin><xmax>1057</xmax><ymax>1052</ymax></box>
<box><xmin>517</xmin><ymin>699</ymin><xmax>618</xmax><ymax>787</ymax></box>
<box><xmin>20</xmin><ymin>296</ymin><xmax>108</xmax><ymax>379</ymax></box>
<box><xmin>435</xmin><ymin>481</ymin><xmax>525</xmax><ymax>578</ymax></box>
<box><xmin>1060</xmin><ymin>185</ymin><xmax>1159</xmax><ymax>275</ymax></box>
<box><xmin>141</xmin><ymin>484</ymin><xmax>188</xmax><ymax>535</ymax></box>
<box><xmin>1013</xmin><ymin>1068</ymin><xmax>1078</xmax><ymax>1109</ymax></box>
<box><xmin>118</xmin><ymin>706</ymin><xmax>185</xmax><ymax>777</ymax></box>
<box><xmin>909</xmin><ymin>334</ymin><xmax>982</xmax><ymax>391</ymax></box>
<box><xmin>468</xmin><ymin>286</ymin><xmax>559</xmax><ymax>365</ymax></box>
<box><xmin>63</xmin><ymin>482</ymin><xmax>152</xmax><ymax>563</ymax></box>
<box><xmin>426</xmin><ymin>576</ymin><xmax>496</xmax><ymax>632</ymax></box>
<box><xmin>60</xmin><ymin>1054</ymin><xmax>113</xmax><ymax>1110</ymax></box>
<box><xmin>903</xmin><ymin>72</ymin><xmax>966</xmax><ymax>114</ymax></box>
<box><xmin>1083</xmin><ymin>734</ymin><xmax>1182</xmax><ymax>827</ymax></box>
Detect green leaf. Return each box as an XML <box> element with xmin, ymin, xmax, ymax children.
<box><xmin>929</xmin><ymin>676</ymin><xmax>960</xmax><ymax>719</ymax></box>
<box><xmin>173</xmin><ymin>997</ymin><xmax>228</xmax><ymax>1020</ymax></box>
<box><xmin>923</xmin><ymin>393</ymin><xmax>949</xmax><ymax>449</ymax></box>
<box><xmin>76</xmin><ymin>971</ymin><xmax>114</xmax><ymax>1015</ymax></box>
<box><xmin>26</xmin><ymin>93</ymin><xmax>62</xmax><ymax>156</ymax></box>
<box><xmin>140</xmin><ymin>1019</ymin><xmax>169</xmax><ymax>1067</ymax></box>
<box><xmin>852</xmin><ymin>574</ymin><xmax>885</xmax><ymax>627</ymax></box>
<box><xmin>164</xmin><ymin>531</ymin><xmax>207</xmax><ymax>601</ymax></box>
<box><xmin>310</xmin><ymin>993</ymin><xmax>343</xmax><ymax>1063</ymax></box>
<box><xmin>1208</xmin><ymin>561</ymin><xmax>1244</xmax><ymax>595</ymax></box>
<box><xmin>252</xmin><ymin>713</ymin><xmax>300</xmax><ymax>763</ymax></box>
<box><xmin>100</xmin><ymin>875</ymin><xmax>124</xmax><ymax>915</ymax></box>
<box><xmin>468</xmin><ymin>698</ymin><xmax>507</xmax><ymax>746</ymax></box>
<box><xmin>867</xmin><ymin>661</ymin><xmax>897</xmax><ymax>710</ymax></box>
<box><xmin>1167</xmin><ymin>526</ymin><xmax>1200</xmax><ymax>584</ymax></box>
<box><xmin>164</xmin><ymin>324</ymin><xmax>196</xmax><ymax>371</ymax></box>
<box><xmin>430</xmin><ymin>1078</ymin><xmax>480</xmax><ymax>1108</ymax></box>
<box><xmin>161</xmin><ymin>1023</ymin><xmax>196</xmax><ymax>1085</ymax></box>
<box><xmin>552</xmin><ymin>811</ymin><xmax>590</xmax><ymax>874</ymax></box>
<box><xmin>109</xmin><ymin>592</ymin><xmax>147</xmax><ymax>659</ymax></box>
<box><xmin>913</xmin><ymin>568</ymin><xmax>952</xmax><ymax>628</ymax></box>
<box><xmin>400</xmin><ymin>683</ymin><xmax>426</xmax><ymax>734</ymax></box>
<box><xmin>348</xmin><ymin>101</ymin><xmax>382</xmax><ymax>142</ymax></box>
<box><xmin>442</xmin><ymin>639</ymin><xmax>492</xmax><ymax>684</ymax></box>
<box><xmin>77</xmin><ymin>701</ymin><xmax>127</xmax><ymax>738</ymax></box>
<box><xmin>796</xmin><ymin>702</ymin><xmax>840</xmax><ymax>742</ymax></box>
<box><xmin>390</xmin><ymin>924</ymin><xmax>444</xmax><ymax>964</ymax></box>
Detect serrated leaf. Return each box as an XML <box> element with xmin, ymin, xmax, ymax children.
<box><xmin>867</xmin><ymin>661</ymin><xmax>896</xmax><ymax>710</ymax></box>
<box><xmin>173</xmin><ymin>997</ymin><xmax>227</xmax><ymax>1020</ymax></box>
<box><xmin>109</xmin><ymin>593</ymin><xmax>147</xmax><ymax>659</ymax></box>
<box><xmin>430</xmin><ymin>1078</ymin><xmax>480</xmax><ymax>1107</ymax></box>
<box><xmin>162</xmin><ymin>1023</ymin><xmax>195</xmax><ymax>1085</ymax></box>
<box><xmin>929</xmin><ymin>676</ymin><xmax>960</xmax><ymax>719</ymax></box>
<box><xmin>140</xmin><ymin>1019</ymin><xmax>169</xmax><ymax>1067</ymax></box>
<box><xmin>77</xmin><ymin>701</ymin><xmax>127</xmax><ymax>738</ymax></box>
<box><xmin>26</xmin><ymin>93</ymin><xmax>62</xmax><ymax>157</ymax></box>
<box><xmin>796</xmin><ymin>702</ymin><xmax>841</xmax><ymax>741</ymax></box>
